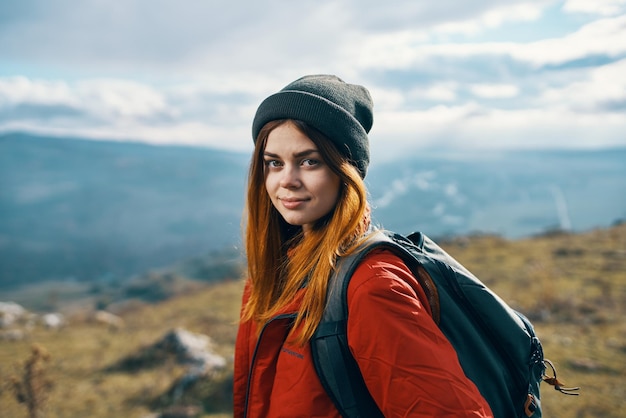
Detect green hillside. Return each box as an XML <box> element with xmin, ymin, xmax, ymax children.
<box><xmin>1</xmin><ymin>223</ymin><xmax>625</xmax><ymax>417</ymax></box>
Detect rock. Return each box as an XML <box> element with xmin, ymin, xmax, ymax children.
<box><xmin>0</xmin><ymin>301</ymin><xmax>27</xmax><ymax>328</ymax></box>
<box><xmin>158</xmin><ymin>328</ymin><xmax>226</xmax><ymax>371</ymax></box>
<box><xmin>156</xmin><ymin>328</ymin><xmax>227</xmax><ymax>401</ymax></box>
<box><xmin>0</xmin><ymin>328</ymin><xmax>27</xmax><ymax>341</ymax></box>
<box><xmin>159</xmin><ymin>405</ymin><xmax>202</xmax><ymax>418</ymax></box>
<box><xmin>41</xmin><ymin>312</ymin><xmax>66</xmax><ymax>329</ymax></box>
<box><xmin>93</xmin><ymin>310</ymin><xmax>125</xmax><ymax>330</ymax></box>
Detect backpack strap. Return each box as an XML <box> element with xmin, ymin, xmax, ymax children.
<box><xmin>311</xmin><ymin>231</ymin><xmax>439</xmax><ymax>418</ymax></box>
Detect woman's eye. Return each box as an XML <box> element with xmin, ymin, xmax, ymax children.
<box><xmin>302</xmin><ymin>158</ymin><xmax>319</xmax><ymax>167</ymax></box>
<box><xmin>264</xmin><ymin>159</ymin><xmax>282</xmax><ymax>168</ymax></box>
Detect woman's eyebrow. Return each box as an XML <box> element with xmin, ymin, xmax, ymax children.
<box><xmin>263</xmin><ymin>149</ymin><xmax>319</xmax><ymax>158</ymax></box>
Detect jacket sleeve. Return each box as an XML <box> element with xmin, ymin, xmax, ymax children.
<box><xmin>346</xmin><ymin>250</ymin><xmax>493</xmax><ymax>417</ymax></box>
<box><xmin>233</xmin><ymin>281</ymin><xmax>252</xmax><ymax>418</ymax></box>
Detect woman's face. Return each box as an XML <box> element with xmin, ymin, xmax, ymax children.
<box><xmin>264</xmin><ymin>121</ymin><xmax>341</xmax><ymax>234</ymax></box>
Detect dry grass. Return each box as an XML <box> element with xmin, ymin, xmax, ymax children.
<box><xmin>1</xmin><ymin>224</ymin><xmax>625</xmax><ymax>417</ymax></box>
<box><xmin>442</xmin><ymin>223</ymin><xmax>626</xmax><ymax>417</ymax></box>
<box><xmin>0</xmin><ymin>280</ymin><xmax>244</xmax><ymax>418</ymax></box>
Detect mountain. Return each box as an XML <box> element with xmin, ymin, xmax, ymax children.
<box><xmin>0</xmin><ymin>133</ymin><xmax>248</xmax><ymax>288</ymax></box>
<box><xmin>1</xmin><ymin>133</ymin><xmax>625</xmax><ymax>288</ymax></box>
<box><xmin>366</xmin><ymin>148</ymin><xmax>626</xmax><ymax>238</ymax></box>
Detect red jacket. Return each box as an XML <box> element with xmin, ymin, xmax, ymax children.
<box><xmin>234</xmin><ymin>249</ymin><xmax>493</xmax><ymax>417</ymax></box>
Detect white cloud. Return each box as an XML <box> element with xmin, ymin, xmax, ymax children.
<box><xmin>445</xmin><ymin>107</ymin><xmax>626</xmax><ymax>149</ymax></box>
<box><xmin>433</xmin><ymin>203</ymin><xmax>446</xmax><ymax>216</ymax></box>
<box><xmin>413</xmin><ymin>171</ymin><xmax>436</xmax><ymax>191</ymax></box>
<box><xmin>356</xmin><ymin>14</ymin><xmax>626</xmax><ymax>71</ymax></box>
<box><xmin>0</xmin><ymin>77</ymin><xmax>75</xmax><ymax>106</ymax></box>
<box><xmin>0</xmin><ymin>1</ymin><xmax>625</xmax><ymax>155</ymax></box>
<box><xmin>373</xmin><ymin>178</ymin><xmax>410</xmax><ymax>208</ymax></box>
<box><xmin>539</xmin><ymin>58</ymin><xmax>626</xmax><ymax>110</ymax></box>
<box><xmin>369</xmin><ymin>96</ymin><xmax>626</xmax><ymax>158</ymax></box>
<box><xmin>563</xmin><ymin>0</ymin><xmax>626</xmax><ymax>16</ymax></box>
<box><xmin>371</xmin><ymin>170</ymin><xmax>467</xmax><ymax>211</ymax></box>
<box><xmin>0</xmin><ymin>76</ymin><xmax>255</xmax><ymax>150</ymax></box>
<box><xmin>76</xmin><ymin>79</ymin><xmax>173</xmax><ymax>120</ymax></box>
<box><xmin>513</xmin><ymin>14</ymin><xmax>626</xmax><ymax>66</ymax></box>
<box><xmin>0</xmin><ymin>117</ymin><xmax>253</xmax><ymax>151</ymax></box>
<box><xmin>368</xmin><ymin>87</ymin><xmax>407</xmax><ymax>110</ymax></box>
<box><xmin>345</xmin><ymin>0</ymin><xmax>550</xmax><ymax>32</ymax></box>
<box><xmin>374</xmin><ymin>103</ymin><xmax>485</xmax><ymax>141</ymax></box>
<box><xmin>412</xmin><ymin>83</ymin><xmax>460</xmax><ymax>102</ymax></box>
<box><xmin>434</xmin><ymin>2</ymin><xmax>545</xmax><ymax>35</ymax></box>
<box><xmin>469</xmin><ymin>84</ymin><xmax>520</xmax><ymax>99</ymax></box>
<box><xmin>0</xmin><ymin>77</ymin><xmax>174</xmax><ymax>121</ymax></box>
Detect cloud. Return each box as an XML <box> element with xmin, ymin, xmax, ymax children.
<box><xmin>372</xmin><ymin>171</ymin><xmax>436</xmax><ymax>208</ymax></box>
<box><xmin>432</xmin><ymin>2</ymin><xmax>545</xmax><ymax>35</ymax></box>
<box><xmin>539</xmin><ymin>58</ymin><xmax>626</xmax><ymax>111</ymax></box>
<box><xmin>469</xmin><ymin>84</ymin><xmax>519</xmax><ymax>99</ymax></box>
<box><xmin>0</xmin><ymin>77</ymin><xmax>75</xmax><ymax>107</ymax></box>
<box><xmin>0</xmin><ymin>1</ymin><xmax>625</xmax><ymax>155</ymax></box>
<box><xmin>0</xmin><ymin>77</ymin><xmax>174</xmax><ymax>121</ymax></box>
<box><xmin>369</xmin><ymin>58</ymin><xmax>626</xmax><ymax>156</ymax></box>
<box><xmin>346</xmin><ymin>0</ymin><xmax>547</xmax><ymax>32</ymax></box>
<box><xmin>0</xmin><ymin>76</ymin><xmax>254</xmax><ymax>150</ymax></box>
<box><xmin>371</xmin><ymin>169</ymin><xmax>466</xmax><ymax>222</ymax></box>
<box><xmin>0</xmin><ymin>1</ymin><xmax>557</xmax><ymax>76</ymax></box>
<box><xmin>357</xmin><ymin>14</ymin><xmax>626</xmax><ymax>71</ymax></box>
<box><xmin>0</xmin><ymin>1</ymin><xmax>262</xmax><ymax>66</ymax></box>
<box><xmin>563</xmin><ymin>0</ymin><xmax>626</xmax><ymax>16</ymax></box>
<box><xmin>514</xmin><ymin>14</ymin><xmax>626</xmax><ymax>66</ymax></box>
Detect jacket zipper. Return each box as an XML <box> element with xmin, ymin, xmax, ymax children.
<box><xmin>243</xmin><ymin>313</ymin><xmax>297</xmax><ymax>418</ymax></box>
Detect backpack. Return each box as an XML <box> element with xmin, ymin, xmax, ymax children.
<box><xmin>311</xmin><ymin>229</ymin><xmax>578</xmax><ymax>418</ymax></box>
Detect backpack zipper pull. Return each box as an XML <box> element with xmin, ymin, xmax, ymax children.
<box><xmin>542</xmin><ymin>359</ymin><xmax>580</xmax><ymax>395</ymax></box>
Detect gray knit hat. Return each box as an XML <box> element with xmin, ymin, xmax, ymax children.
<box><xmin>252</xmin><ymin>74</ymin><xmax>373</xmax><ymax>178</ymax></box>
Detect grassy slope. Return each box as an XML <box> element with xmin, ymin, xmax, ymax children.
<box><xmin>0</xmin><ymin>280</ymin><xmax>244</xmax><ymax>418</ymax></box>
<box><xmin>1</xmin><ymin>224</ymin><xmax>625</xmax><ymax>417</ymax></box>
<box><xmin>442</xmin><ymin>223</ymin><xmax>626</xmax><ymax>417</ymax></box>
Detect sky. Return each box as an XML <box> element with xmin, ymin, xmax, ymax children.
<box><xmin>1</xmin><ymin>0</ymin><xmax>625</xmax><ymax>161</ymax></box>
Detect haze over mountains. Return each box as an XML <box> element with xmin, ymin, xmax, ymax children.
<box><xmin>1</xmin><ymin>133</ymin><xmax>624</xmax><ymax>288</ymax></box>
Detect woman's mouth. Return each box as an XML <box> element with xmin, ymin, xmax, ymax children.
<box><xmin>280</xmin><ymin>197</ymin><xmax>307</xmax><ymax>209</ymax></box>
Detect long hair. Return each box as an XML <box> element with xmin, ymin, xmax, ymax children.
<box><xmin>242</xmin><ymin>119</ymin><xmax>369</xmax><ymax>345</ymax></box>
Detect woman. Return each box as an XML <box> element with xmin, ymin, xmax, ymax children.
<box><xmin>233</xmin><ymin>75</ymin><xmax>493</xmax><ymax>417</ymax></box>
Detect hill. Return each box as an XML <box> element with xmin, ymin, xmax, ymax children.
<box><xmin>0</xmin><ymin>133</ymin><xmax>248</xmax><ymax>288</ymax></box>
<box><xmin>1</xmin><ymin>223</ymin><xmax>625</xmax><ymax>417</ymax></box>
<box><xmin>2</xmin><ymin>132</ymin><xmax>625</xmax><ymax>289</ymax></box>
<box><xmin>367</xmin><ymin>147</ymin><xmax>626</xmax><ymax>238</ymax></box>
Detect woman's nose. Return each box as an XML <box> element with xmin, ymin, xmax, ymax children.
<box><xmin>279</xmin><ymin>165</ymin><xmax>301</xmax><ymax>188</ymax></box>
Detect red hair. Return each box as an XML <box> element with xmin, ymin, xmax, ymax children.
<box><xmin>242</xmin><ymin>119</ymin><xmax>369</xmax><ymax>344</ymax></box>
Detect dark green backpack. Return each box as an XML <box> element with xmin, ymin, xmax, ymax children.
<box><xmin>311</xmin><ymin>230</ymin><xmax>578</xmax><ymax>418</ymax></box>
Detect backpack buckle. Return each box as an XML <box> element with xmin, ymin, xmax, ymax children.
<box><xmin>524</xmin><ymin>394</ymin><xmax>538</xmax><ymax>417</ymax></box>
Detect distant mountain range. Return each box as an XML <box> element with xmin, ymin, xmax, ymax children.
<box><xmin>1</xmin><ymin>133</ymin><xmax>624</xmax><ymax>288</ymax></box>
<box><xmin>367</xmin><ymin>147</ymin><xmax>626</xmax><ymax>239</ymax></box>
